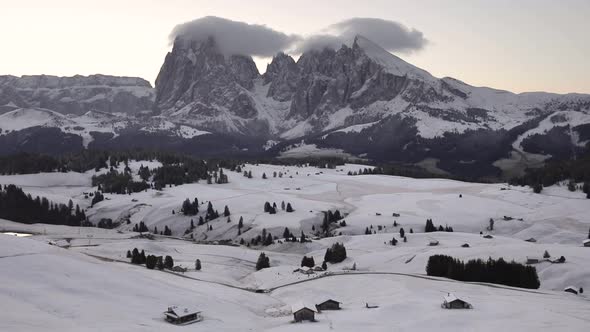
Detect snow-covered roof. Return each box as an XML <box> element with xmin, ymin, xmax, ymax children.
<box><xmin>291</xmin><ymin>302</ymin><xmax>317</xmax><ymax>313</ymax></box>
<box><xmin>564</xmin><ymin>286</ymin><xmax>578</xmax><ymax>291</ymax></box>
<box><xmin>318</xmin><ymin>299</ymin><xmax>341</xmax><ymax>305</ymax></box>
<box><xmin>165</xmin><ymin>306</ymin><xmax>201</xmax><ymax>318</ymax></box>
<box><xmin>583</xmin><ymin>239</ymin><xmax>590</xmax><ymax>244</ymax></box>
<box><xmin>444</xmin><ymin>293</ymin><xmax>469</xmax><ymax>304</ymax></box>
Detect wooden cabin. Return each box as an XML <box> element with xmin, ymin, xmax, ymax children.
<box><xmin>583</xmin><ymin>239</ymin><xmax>590</xmax><ymax>247</ymax></box>
<box><xmin>564</xmin><ymin>286</ymin><xmax>578</xmax><ymax>295</ymax></box>
<box><xmin>525</xmin><ymin>238</ymin><xmax>537</xmax><ymax>243</ymax></box>
<box><xmin>164</xmin><ymin>306</ymin><xmax>202</xmax><ymax>325</ymax></box>
<box><xmin>292</xmin><ymin>303</ymin><xmax>317</xmax><ymax>322</ymax></box>
<box><xmin>441</xmin><ymin>293</ymin><xmax>472</xmax><ymax>309</ymax></box>
<box><xmin>315</xmin><ymin>299</ymin><xmax>341</xmax><ymax>311</ymax></box>
<box><xmin>526</xmin><ymin>257</ymin><xmax>540</xmax><ymax>264</ymax></box>
<box><xmin>429</xmin><ymin>240</ymin><xmax>439</xmax><ymax>246</ymax></box>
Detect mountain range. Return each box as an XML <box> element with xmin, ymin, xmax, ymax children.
<box><xmin>1</xmin><ymin>35</ymin><xmax>589</xmax><ymax>178</ymax></box>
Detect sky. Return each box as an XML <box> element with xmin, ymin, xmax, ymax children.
<box><xmin>1</xmin><ymin>0</ymin><xmax>589</xmax><ymax>94</ymax></box>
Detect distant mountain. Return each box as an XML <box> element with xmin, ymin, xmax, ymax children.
<box><xmin>0</xmin><ymin>74</ymin><xmax>155</xmax><ymax>115</ymax></box>
<box><xmin>1</xmin><ymin>36</ymin><xmax>589</xmax><ymax>178</ymax></box>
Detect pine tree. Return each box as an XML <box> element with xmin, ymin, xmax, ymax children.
<box><xmin>224</xmin><ymin>205</ymin><xmax>230</xmax><ymax>217</ymax></box>
<box><xmin>283</xmin><ymin>227</ymin><xmax>291</xmax><ymax>239</ymax></box>
<box><xmin>399</xmin><ymin>228</ymin><xmax>405</xmax><ymax>238</ymax></box>
<box><xmin>543</xmin><ymin>250</ymin><xmax>551</xmax><ymax>259</ymax></box>
<box><xmin>321</xmin><ymin>261</ymin><xmax>327</xmax><ymax>270</ymax></box>
<box><xmin>300</xmin><ymin>231</ymin><xmax>306</xmax><ymax>243</ymax></box>
<box><xmin>238</xmin><ymin>217</ymin><xmax>244</xmax><ymax>229</ymax></box>
<box><xmin>146</xmin><ymin>255</ymin><xmax>157</xmax><ymax>269</ymax></box>
<box><xmin>262</xmin><ymin>173</ymin><xmax>267</xmax><ymax>179</ymax></box>
<box><xmin>195</xmin><ymin>259</ymin><xmax>202</xmax><ymax>271</ymax></box>
<box><xmin>139</xmin><ymin>250</ymin><xmax>146</xmax><ymax>264</ymax></box>
<box><xmin>281</xmin><ymin>201</ymin><xmax>285</xmax><ymax>210</ymax></box>
<box><xmin>156</xmin><ymin>256</ymin><xmax>164</xmax><ymax>270</ymax></box>
<box><xmin>164</xmin><ymin>255</ymin><xmax>174</xmax><ymax>269</ymax></box>
<box><xmin>286</xmin><ymin>203</ymin><xmax>294</xmax><ymax>212</ymax></box>
<box><xmin>126</xmin><ymin>250</ymin><xmax>132</xmax><ymax>258</ymax></box>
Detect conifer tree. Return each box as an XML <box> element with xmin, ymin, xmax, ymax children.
<box><xmin>195</xmin><ymin>259</ymin><xmax>201</xmax><ymax>271</ymax></box>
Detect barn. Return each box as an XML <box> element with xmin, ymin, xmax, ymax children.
<box><xmin>441</xmin><ymin>293</ymin><xmax>472</xmax><ymax>309</ymax></box>
<box><xmin>163</xmin><ymin>306</ymin><xmax>202</xmax><ymax>324</ymax></box>
<box><xmin>292</xmin><ymin>303</ymin><xmax>317</xmax><ymax>322</ymax></box>
<box><xmin>315</xmin><ymin>299</ymin><xmax>341</xmax><ymax>311</ymax></box>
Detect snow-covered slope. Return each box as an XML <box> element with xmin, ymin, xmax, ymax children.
<box><xmin>1</xmin><ymin>163</ymin><xmax>589</xmax><ymax>331</ymax></box>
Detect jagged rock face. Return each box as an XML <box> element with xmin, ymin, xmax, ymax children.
<box><xmin>263</xmin><ymin>53</ymin><xmax>299</xmax><ymax>102</ymax></box>
<box><xmin>154</xmin><ymin>37</ymin><xmax>261</xmax><ymax>134</ymax></box>
<box><xmin>0</xmin><ymin>75</ymin><xmax>154</xmax><ymax>115</ymax></box>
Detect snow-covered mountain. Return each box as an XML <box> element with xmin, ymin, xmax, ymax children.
<box><xmin>0</xmin><ymin>74</ymin><xmax>155</xmax><ymax>115</ymax></box>
<box><xmin>1</xmin><ymin>36</ymin><xmax>589</xmax><ymax>178</ymax></box>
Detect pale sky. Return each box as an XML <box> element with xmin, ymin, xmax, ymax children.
<box><xmin>1</xmin><ymin>0</ymin><xmax>589</xmax><ymax>94</ymax></box>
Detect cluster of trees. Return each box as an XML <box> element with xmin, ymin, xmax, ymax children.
<box><xmin>301</xmin><ymin>256</ymin><xmax>315</xmax><ymax>268</ymax></box>
<box><xmin>321</xmin><ymin>210</ymin><xmax>344</xmax><ymax>234</ymax></box>
<box><xmin>324</xmin><ymin>242</ymin><xmax>347</xmax><ymax>263</ymax></box>
<box><xmin>91</xmin><ymin>170</ymin><xmax>149</xmax><ymax>194</ymax></box>
<box><xmin>128</xmin><ymin>248</ymin><xmax>174</xmax><ymax>270</ymax></box>
<box><xmin>426</xmin><ymin>255</ymin><xmax>540</xmax><ymax>289</ymax></box>
<box><xmin>263</xmin><ymin>201</ymin><xmax>294</xmax><ymax>214</ymax></box>
<box><xmin>90</xmin><ymin>191</ymin><xmax>104</xmax><ymax>207</ymax></box>
<box><xmin>424</xmin><ymin>219</ymin><xmax>454</xmax><ymax>232</ymax></box>
<box><xmin>0</xmin><ymin>150</ymin><xmax>243</xmax><ymax>178</ymax></box>
<box><xmin>250</xmin><ymin>228</ymin><xmax>275</xmax><ymax>246</ymax></box>
<box><xmin>256</xmin><ymin>253</ymin><xmax>270</xmax><ymax>270</ymax></box>
<box><xmin>0</xmin><ymin>184</ymin><xmax>86</xmax><ymax>226</ymax></box>
<box><xmin>282</xmin><ymin>227</ymin><xmax>309</xmax><ymax>243</ymax></box>
<box><xmin>0</xmin><ymin>153</ymin><xmax>62</xmax><ymax>174</ymax></box>
<box><xmin>181</xmin><ymin>198</ymin><xmax>199</xmax><ymax>216</ymax></box>
<box><xmin>132</xmin><ymin>221</ymin><xmax>149</xmax><ymax>233</ymax></box>
<box><xmin>510</xmin><ymin>152</ymin><xmax>590</xmax><ymax>197</ymax></box>
<box><xmin>347</xmin><ymin>167</ymin><xmax>383</xmax><ymax>176</ymax></box>
<box><xmin>97</xmin><ymin>218</ymin><xmax>118</xmax><ymax>229</ymax></box>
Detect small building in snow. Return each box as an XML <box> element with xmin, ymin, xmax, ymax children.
<box><xmin>429</xmin><ymin>240</ymin><xmax>439</xmax><ymax>246</ymax></box>
<box><xmin>292</xmin><ymin>303</ymin><xmax>317</xmax><ymax>322</ymax></box>
<box><xmin>564</xmin><ymin>286</ymin><xmax>578</xmax><ymax>295</ymax></box>
<box><xmin>483</xmin><ymin>234</ymin><xmax>494</xmax><ymax>239</ymax></box>
<box><xmin>525</xmin><ymin>238</ymin><xmax>537</xmax><ymax>243</ymax></box>
<box><xmin>441</xmin><ymin>293</ymin><xmax>472</xmax><ymax>309</ymax></box>
<box><xmin>583</xmin><ymin>239</ymin><xmax>590</xmax><ymax>247</ymax></box>
<box><xmin>315</xmin><ymin>299</ymin><xmax>341</xmax><ymax>311</ymax></box>
<box><xmin>526</xmin><ymin>257</ymin><xmax>540</xmax><ymax>264</ymax></box>
<box><xmin>164</xmin><ymin>306</ymin><xmax>202</xmax><ymax>325</ymax></box>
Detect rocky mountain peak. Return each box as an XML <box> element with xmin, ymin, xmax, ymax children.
<box><xmin>154</xmin><ymin>36</ymin><xmax>262</xmax><ymax>133</ymax></box>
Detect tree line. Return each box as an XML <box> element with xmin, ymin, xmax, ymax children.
<box><xmin>426</xmin><ymin>254</ymin><xmax>540</xmax><ymax>289</ymax></box>
<box><xmin>0</xmin><ymin>184</ymin><xmax>87</xmax><ymax>226</ymax></box>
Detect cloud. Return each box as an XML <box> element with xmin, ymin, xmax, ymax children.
<box><xmin>326</xmin><ymin>18</ymin><xmax>427</xmax><ymax>53</ymax></box>
<box><xmin>169</xmin><ymin>16</ymin><xmax>427</xmax><ymax>57</ymax></box>
<box><xmin>169</xmin><ymin>16</ymin><xmax>300</xmax><ymax>57</ymax></box>
<box><xmin>291</xmin><ymin>34</ymin><xmax>345</xmax><ymax>54</ymax></box>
